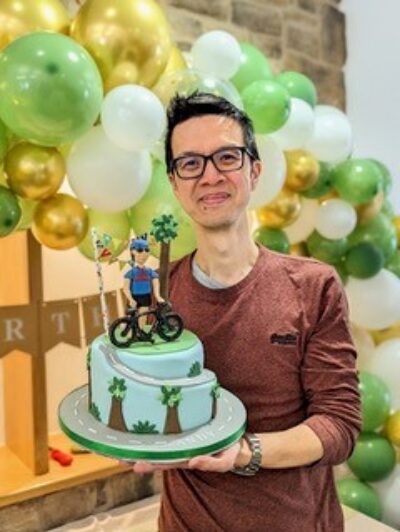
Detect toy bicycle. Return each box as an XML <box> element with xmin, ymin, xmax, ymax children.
<box><xmin>109</xmin><ymin>301</ymin><xmax>183</xmax><ymax>347</ymax></box>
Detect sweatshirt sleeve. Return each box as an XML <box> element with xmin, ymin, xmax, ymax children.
<box><xmin>301</xmin><ymin>271</ymin><xmax>362</xmax><ymax>466</ymax></box>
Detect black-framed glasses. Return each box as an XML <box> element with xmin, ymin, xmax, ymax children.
<box><xmin>133</xmin><ymin>248</ymin><xmax>149</xmax><ymax>253</ymax></box>
<box><xmin>171</xmin><ymin>146</ymin><xmax>254</xmax><ymax>180</ymax></box>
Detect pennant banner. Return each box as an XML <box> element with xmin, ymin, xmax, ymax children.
<box><xmin>40</xmin><ymin>299</ymin><xmax>81</xmax><ymax>352</ymax></box>
<box><xmin>82</xmin><ymin>291</ymin><xmax>119</xmax><ymax>343</ymax></box>
<box><xmin>0</xmin><ymin>304</ymin><xmax>38</xmax><ymax>358</ymax></box>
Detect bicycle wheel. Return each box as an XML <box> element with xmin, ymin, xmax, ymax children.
<box><xmin>156</xmin><ymin>313</ymin><xmax>183</xmax><ymax>341</ymax></box>
<box><xmin>109</xmin><ymin>317</ymin><xmax>135</xmax><ymax>348</ymax></box>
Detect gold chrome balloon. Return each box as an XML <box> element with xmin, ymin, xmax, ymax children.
<box><xmin>318</xmin><ymin>189</ymin><xmax>338</xmax><ymax>203</ymax></box>
<box><xmin>370</xmin><ymin>320</ymin><xmax>400</xmax><ymax>345</ymax></box>
<box><xmin>285</xmin><ymin>150</ymin><xmax>320</xmax><ymax>192</ymax></box>
<box><xmin>392</xmin><ymin>216</ymin><xmax>400</xmax><ymax>244</ymax></box>
<box><xmin>70</xmin><ymin>0</ymin><xmax>172</xmax><ymax>91</ymax></box>
<box><xmin>290</xmin><ymin>242</ymin><xmax>309</xmax><ymax>257</ymax></box>
<box><xmin>255</xmin><ymin>188</ymin><xmax>301</xmax><ymax>229</ymax></box>
<box><xmin>385</xmin><ymin>411</ymin><xmax>400</xmax><ymax>447</ymax></box>
<box><xmin>32</xmin><ymin>193</ymin><xmax>88</xmax><ymax>250</ymax></box>
<box><xmin>152</xmin><ymin>47</ymin><xmax>187</xmax><ymax>103</ymax></box>
<box><xmin>356</xmin><ymin>190</ymin><xmax>385</xmax><ymax>225</ymax></box>
<box><xmin>0</xmin><ymin>0</ymin><xmax>69</xmax><ymax>50</ymax></box>
<box><xmin>4</xmin><ymin>143</ymin><xmax>65</xmax><ymax>200</ymax></box>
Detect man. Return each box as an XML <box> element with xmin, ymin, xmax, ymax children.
<box><xmin>129</xmin><ymin>93</ymin><xmax>362</xmax><ymax>531</ymax></box>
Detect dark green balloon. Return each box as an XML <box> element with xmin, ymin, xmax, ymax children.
<box><xmin>348</xmin><ymin>213</ymin><xmax>397</xmax><ymax>262</ymax></box>
<box><xmin>358</xmin><ymin>371</ymin><xmax>391</xmax><ymax>432</ymax></box>
<box><xmin>386</xmin><ymin>249</ymin><xmax>400</xmax><ymax>278</ymax></box>
<box><xmin>369</xmin><ymin>159</ymin><xmax>392</xmax><ymax>196</ymax></box>
<box><xmin>230</xmin><ymin>42</ymin><xmax>273</xmax><ymax>93</ymax></box>
<box><xmin>0</xmin><ymin>185</ymin><xmax>21</xmax><ymax>237</ymax></box>
<box><xmin>302</xmin><ymin>162</ymin><xmax>333</xmax><ymax>199</ymax></box>
<box><xmin>333</xmin><ymin>259</ymin><xmax>348</xmax><ymax>284</ymax></box>
<box><xmin>332</xmin><ymin>159</ymin><xmax>384</xmax><ymax>205</ymax></box>
<box><xmin>242</xmin><ymin>80</ymin><xmax>291</xmax><ymax>134</ymax></box>
<box><xmin>347</xmin><ymin>433</ymin><xmax>396</xmax><ymax>482</ymax></box>
<box><xmin>344</xmin><ymin>243</ymin><xmax>384</xmax><ymax>279</ymax></box>
<box><xmin>0</xmin><ymin>32</ymin><xmax>103</xmax><ymax>146</ymax></box>
<box><xmin>336</xmin><ymin>479</ymin><xmax>382</xmax><ymax>521</ymax></box>
<box><xmin>275</xmin><ymin>71</ymin><xmax>317</xmax><ymax>107</ymax></box>
<box><xmin>306</xmin><ymin>231</ymin><xmax>348</xmax><ymax>265</ymax></box>
<box><xmin>253</xmin><ymin>227</ymin><xmax>290</xmax><ymax>254</ymax></box>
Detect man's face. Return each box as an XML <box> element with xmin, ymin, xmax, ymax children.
<box><xmin>132</xmin><ymin>249</ymin><xmax>149</xmax><ymax>266</ymax></box>
<box><xmin>168</xmin><ymin>115</ymin><xmax>261</xmax><ymax>230</ymax></box>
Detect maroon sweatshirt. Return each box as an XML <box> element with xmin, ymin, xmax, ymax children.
<box><xmin>159</xmin><ymin>246</ymin><xmax>362</xmax><ymax>532</ymax></box>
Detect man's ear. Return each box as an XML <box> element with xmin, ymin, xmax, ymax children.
<box><xmin>250</xmin><ymin>160</ymin><xmax>262</xmax><ymax>192</ymax></box>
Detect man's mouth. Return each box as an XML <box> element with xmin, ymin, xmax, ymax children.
<box><xmin>199</xmin><ymin>192</ymin><xmax>231</xmax><ymax>206</ymax></box>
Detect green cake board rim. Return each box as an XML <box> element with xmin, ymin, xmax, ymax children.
<box><xmin>59</xmin><ymin>385</ymin><xmax>246</xmax><ymax>463</ymax></box>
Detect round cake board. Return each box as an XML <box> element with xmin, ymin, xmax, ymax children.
<box><xmin>59</xmin><ymin>385</ymin><xmax>246</xmax><ymax>463</ymax></box>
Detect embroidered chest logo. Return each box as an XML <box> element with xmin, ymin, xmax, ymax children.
<box><xmin>270</xmin><ymin>333</ymin><xmax>298</xmax><ymax>346</ymax></box>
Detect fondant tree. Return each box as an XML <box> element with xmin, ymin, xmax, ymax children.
<box><xmin>150</xmin><ymin>214</ymin><xmax>178</xmax><ymax>300</ymax></box>
<box><xmin>159</xmin><ymin>385</ymin><xmax>182</xmax><ymax>434</ymax></box>
<box><xmin>132</xmin><ymin>420</ymin><xmax>159</xmax><ymax>434</ymax></box>
<box><xmin>211</xmin><ymin>382</ymin><xmax>221</xmax><ymax>420</ymax></box>
<box><xmin>108</xmin><ymin>376</ymin><xmax>128</xmax><ymax>431</ymax></box>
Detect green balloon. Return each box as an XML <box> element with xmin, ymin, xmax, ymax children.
<box><xmin>369</xmin><ymin>159</ymin><xmax>392</xmax><ymax>196</ymax></box>
<box><xmin>128</xmin><ymin>160</ymin><xmax>196</xmax><ymax>261</ymax></box>
<box><xmin>359</xmin><ymin>371</ymin><xmax>391</xmax><ymax>432</ymax></box>
<box><xmin>336</xmin><ymin>479</ymin><xmax>382</xmax><ymax>521</ymax></box>
<box><xmin>348</xmin><ymin>213</ymin><xmax>397</xmax><ymax>262</ymax></box>
<box><xmin>0</xmin><ymin>120</ymin><xmax>8</xmax><ymax>162</ymax></box>
<box><xmin>242</xmin><ymin>80</ymin><xmax>291</xmax><ymax>134</ymax></box>
<box><xmin>347</xmin><ymin>433</ymin><xmax>396</xmax><ymax>482</ymax></box>
<box><xmin>344</xmin><ymin>243</ymin><xmax>384</xmax><ymax>279</ymax></box>
<box><xmin>386</xmin><ymin>249</ymin><xmax>400</xmax><ymax>278</ymax></box>
<box><xmin>333</xmin><ymin>259</ymin><xmax>348</xmax><ymax>284</ymax></box>
<box><xmin>275</xmin><ymin>71</ymin><xmax>317</xmax><ymax>108</ymax></box>
<box><xmin>0</xmin><ymin>185</ymin><xmax>21</xmax><ymax>237</ymax></box>
<box><xmin>382</xmin><ymin>198</ymin><xmax>395</xmax><ymax>219</ymax></box>
<box><xmin>306</xmin><ymin>231</ymin><xmax>348</xmax><ymax>265</ymax></box>
<box><xmin>0</xmin><ymin>32</ymin><xmax>103</xmax><ymax>146</ymax></box>
<box><xmin>230</xmin><ymin>42</ymin><xmax>272</xmax><ymax>93</ymax></box>
<box><xmin>302</xmin><ymin>162</ymin><xmax>333</xmax><ymax>199</ymax></box>
<box><xmin>332</xmin><ymin>159</ymin><xmax>383</xmax><ymax>205</ymax></box>
<box><xmin>17</xmin><ymin>197</ymin><xmax>37</xmax><ymax>231</ymax></box>
<box><xmin>253</xmin><ymin>227</ymin><xmax>290</xmax><ymax>254</ymax></box>
<box><xmin>78</xmin><ymin>209</ymin><xmax>131</xmax><ymax>261</ymax></box>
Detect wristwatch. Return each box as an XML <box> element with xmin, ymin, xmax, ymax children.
<box><xmin>231</xmin><ymin>433</ymin><xmax>262</xmax><ymax>476</ymax></box>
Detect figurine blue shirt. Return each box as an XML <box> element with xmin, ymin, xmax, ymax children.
<box><xmin>124</xmin><ymin>266</ymin><xmax>159</xmax><ymax>296</ymax></box>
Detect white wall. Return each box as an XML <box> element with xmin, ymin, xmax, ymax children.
<box><xmin>341</xmin><ymin>0</ymin><xmax>400</xmax><ymax>211</ymax></box>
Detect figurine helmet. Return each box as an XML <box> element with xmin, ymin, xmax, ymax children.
<box><xmin>129</xmin><ymin>233</ymin><xmax>149</xmax><ymax>251</ymax></box>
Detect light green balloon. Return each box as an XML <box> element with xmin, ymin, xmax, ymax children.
<box><xmin>332</xmin><ymin>159</ymin><xmax>383</xmax><ymax>205</ymax></box>
<box><xmin>0</xmin><ymin>32</ymin><xmax>103</xmax><ymax>146</ymax></box>
<box><xmin>253</xmin><ymin>227</ymin><xmax>289</xmax><ymax>254</ymax></box>
<box><xmin>129</xmin><ymin>160</ymin><xmax>196</xmax><ymax>261</ymax></box>
<box><xmin>275</xmin><ymin>71</ymin><xmax>317</xmax><ymax>108</ymax></box>
<box><xmin>348</xmin><ymin>213</ymin><xmax>397</xmax><ymax>262</ymax></box>
<box><xmin>306</xmin><ymin>230</ymin><xmax>348</xmax><ymax>265</ymax></box>
<box><xmin>230</xmin><ymin>42</ymin><xmax>273</xmax><ymax>93</ymax></box>
<box><xmin>78</xmin><ymin>209</ymin><xmax>131</xmax><ymax>261</ymax></box>
<box><xmin>242</xmin><ymin>80</ymin><xmax>291</xmax><ymax>134</ymax></box>
<box><xmin>336</xmin><ymin>479</ymin><xmax>382</xmax><ymax>521</ymax></box>
<box><xmin>347</xmin><ymin>433</ymin><xmax>396</xmax><ymax>482</ymax></box>
<box><xmin>359</xmin><ymin>371</ymin><xmax>391</xmax><ymax>432</ymax></box>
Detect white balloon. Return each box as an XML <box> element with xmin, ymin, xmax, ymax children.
<box><xmin>191</xmin><ymin>31</ymin><xmax>242</xmax><ymax>80</ymax></box>
<box><xmin>67</xmin><ymin>126</ymin><xmax>152</xmax><ymax>213</ymax></box>
<box><xmin>346</xmin><ymin>269</ymin><xmax>400</xmax><ymax>330</ymax></box>
<box><xmin>101</xmin><ymin>85</ymin><xmax>166</xmax><ymax>151</ymax></box>
<box><xmin>305</xmin><ymin>105</ymin><xmax>353</xmax><ymax>163</ymax></box>
<box><xmin>373</xmin><ymin>465</ymin><xmax>400</xmax><ymax>529</ymax></box>
<box><xmin>315</xmin><ymin>199</ymin><xmax>357</xmax><ymax>240</ymax></box>
<box><xmin>284</xmin><ymin>198</ymin><xmax>319</xmax><ymax>244</ymax></box>
<box><xmin>249</xmin><ymin>135</ymin><xmax>286</xmax><ymax>209</ymax></box>
<box><xmin>269</xmin><ymin>98</ymin><xmax>315</xmax><ymax>150</ymax></box>
<box><xmin>350</xmin><ymin>323</ymin><xmax>376</xmax><ymax>371</ymax></box>
<box><xmin>365</xmin><ymin>339</ymin><xmax>400</xmax><ymax>409</ymax></box>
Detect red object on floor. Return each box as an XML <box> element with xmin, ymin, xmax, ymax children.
<box><xmin>49</xmin><ymin>447</ymin><xmax>73</xmax><ymax>466</ymax></box>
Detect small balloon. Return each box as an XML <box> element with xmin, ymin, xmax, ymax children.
<box><xmin>152</xmin><ymin>47</ymin><xmax>187</xmax><ymax>91</ymax></box>
<box><xmin>306</xmin><ymin>231</ymin><xmax>348</xmax><ymax>265</ymax></box>
<box><xmin>348</xmin><ymin>213</ymin><xmax>397</xmax><ymax>262</ymax></box>
<box><xmin>385</xmin><ymin>412</ymin><xmax>400</xmax><ymax>447</ymax></box>
<box><xmin>4</xmin><ymin>143</ymin><xmax>65</xmax><ymax>200</ymax></box>
<box><xmin>386</xmin><ymin>250</ymin><xmax>400</xmax><ymax>278</ymax></box>
<box><xmin>253</xmin><ymin>226</ymin><xmax>290</xmax><ymax>254</ymax></box>
<box><xmin>344</xmin><ymin>243</ymin><xmax>384</xmax><ymax>279</ymax></box>
<box><xmin>255</xmin><ymin>188</ymin><xmax>301</xmax><ymax>229</ymax></box>
<box><xmin>191</xmin><ymin>31</ymin><xmax>242</xmax><ymax>80</ymax></box>
<box><xmin>336</xmin><ymin>479</ymin><xmax>382</xmax><ymax>521</ymax></box>
<box><xmin>284</xmin><ymin>198</ymin><xmax>319</xmax><ymax>245</ymax></box>
<box><xmin>285</xmin><ymin>150</ymin><xmax>320</xmax><ymax>192</ymax></box>
<box><xmin>32</xmin><ymin>193</ymin><xmax>88</xmax><ymax>250</ymax></box>
<box><xmin>0</xmin><ymin>185</ymin><xmax>21</xmax><ymax>237</ymax></box>
<box><xmin>356</xmin><ymin>190</ymin><xmax>385</xmax><ymax>225</ymax></box>
<box><xmin>302</xmin><ymin>162</ymin><xmax>333</xmax><ymax>199</ymax></box>
<box><xmin>315</xmin><ymin>199</ymin><xmax>357</xmax><ymax>240</ymax></box>
<box><xmin>359</xmin><ymin>371</ymin><xmax>392</xmax><ymax>432</ymax></box>
<box><xmin>230</xmin><ymin>42</ymin><xmax>273</xmax><ymax>93</ymax></box>
<box><xmin>242</xmin><ymin>80</ymin><xmax>291</xmax><ymax>134</ymax></box>
<box><xmin>275</xmin><ymin>71</ymin><xmax>317</xmax><ymax>108</ymax></box>
<box><xmin>365</xmin><ymin>339</ymin><xmax>400</xmax><ymax>410</ymax></box>
<box><xmin>332</xmin><ymin>159</ymin><xmax>384</xmax><ymax>206</ymax></box>
<box><xmin>369</xmin><ymin>159</ymin><xmax>392</xmax><ymax>197</ymax></box>
<box><xmin>270</xmin><ymin>98</ymin><xmax>315</xmax><ymax>150</ymax></box>
<box><xmin>347</xmin><ymin>433</ymin><xmax>396</xmax><ymax>482</ymax></box>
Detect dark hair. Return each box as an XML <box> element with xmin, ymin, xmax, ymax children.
<box><xmin>165</xmin><ymin>92</ymin><xmax>260</xmax><ymax>172</ymax></box>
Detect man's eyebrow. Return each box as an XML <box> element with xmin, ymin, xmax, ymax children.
<box><xmin>174</xmin><ymin>144</ymin><xmax>242</xmax><ymax>158</ymax></box>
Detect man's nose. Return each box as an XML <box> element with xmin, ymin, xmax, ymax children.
<box><xmin>199</xmin><ymin>158</ymin><xmax>226</xmax><ymax>185</ymax></box>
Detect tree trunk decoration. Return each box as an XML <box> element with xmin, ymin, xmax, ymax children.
<box><xmin>150</xmin><ymin>214</ymin><xmax>178</xmax><ymax>301</ymax></box>
<box><xmin>211</xmin><ymin>382</ymin><xmax>221</xmax><ymax>420</ymax></box>
<box><xmin>164</xmin><ymin>405</ymin><xmax>182</xmax><ymax>434</ymax></box>
<box><xmin>108</xmin><ymin>376</ymin><xmax>128</xmax><ymax>432</ymax></box>
<box><xmin>159</xmin><ymin>385</ymin><xmax>182</xmax><ymax>434</ymax></box>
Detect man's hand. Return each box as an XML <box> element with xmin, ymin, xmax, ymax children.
<box><xmin>120</xmin><ymin>440</ymin><xmax>244</xmax><ymax>475</ymax></box>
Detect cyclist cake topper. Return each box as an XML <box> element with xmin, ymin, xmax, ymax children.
<box><xmin>109</xmin><ymin>219</ymin><xmax>184</xmax><ymax>346</ymax></box>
